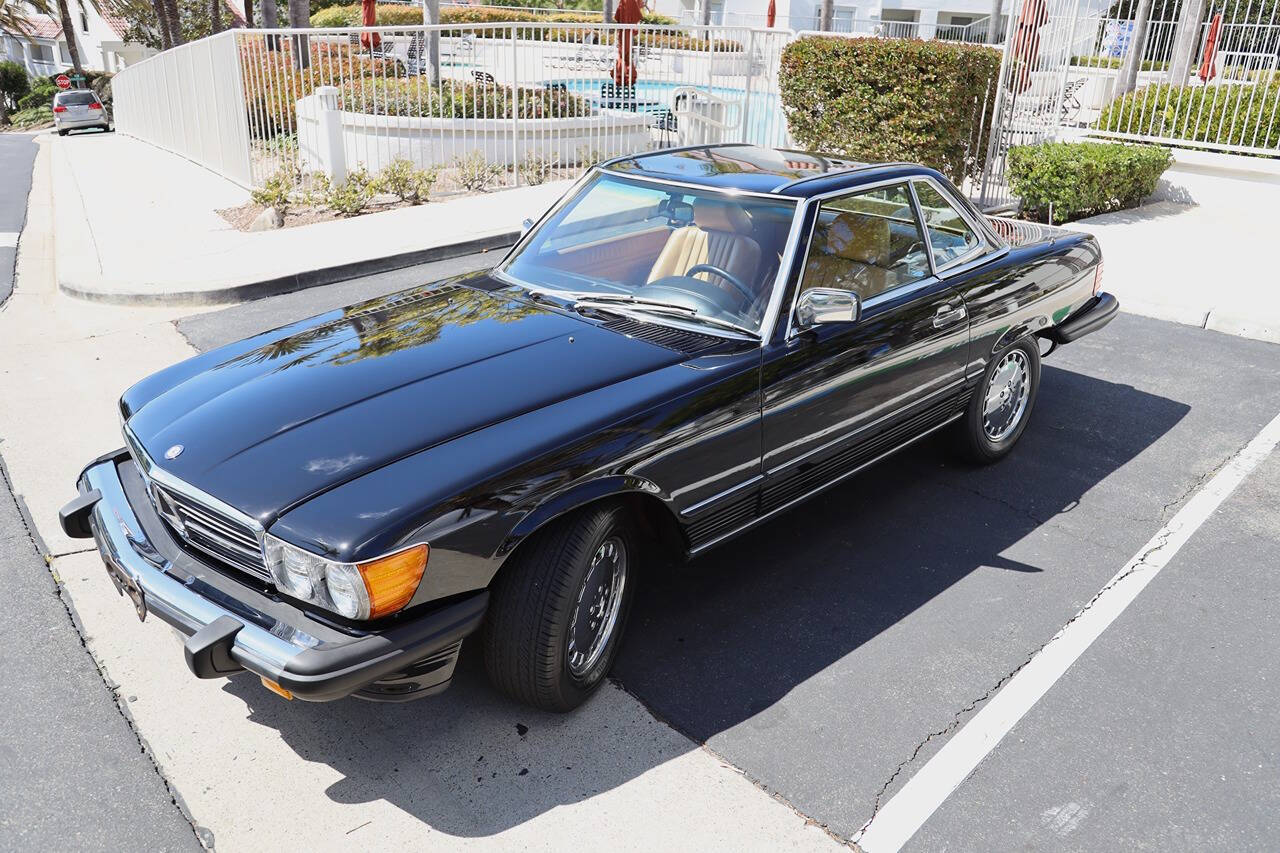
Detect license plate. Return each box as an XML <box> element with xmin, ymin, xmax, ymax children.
<box><xmin>104</xmin><ymin>559</ymin><xmax>148</xmax><ymax>622</ymax></box>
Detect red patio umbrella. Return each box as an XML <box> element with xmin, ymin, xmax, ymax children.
<box><xmin>1011</xmin><ymin>0</ymin><xmax>1049</xmax><ymax>95</ymax></box>
<box><xmin>612</xmin><ymin>0</ymin><xmax>642</xmax><ymax>87</ymax></box>
<box><xmin>360</xmin><ymin>0</ymin><xmax>381</xmax><ymax>50</ymax></box>
<box><xmin>1198</xmin><ymin>13</ymin><xmax>1222</xmax><ymax>83</ymax></box>
<box><xmin>766</xmin><ymin>0</ymin><xmax>776</xmax><ymax>28</ymax></box>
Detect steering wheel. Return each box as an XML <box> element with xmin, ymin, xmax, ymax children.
<box><xmin>685</xmin><ymin>263</ymin><xmax>755</xmax><ymax>304</ymax></box>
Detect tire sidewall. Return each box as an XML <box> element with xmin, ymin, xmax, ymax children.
<box><xmin>551</xmin><ymin>507</ymin><xmax>638</xmax><ymax>708</ymax></box>
<box><xmin>966</xmin><ymin>337</ymin><xmax>1041</xmax><ymax>462</ymax></box>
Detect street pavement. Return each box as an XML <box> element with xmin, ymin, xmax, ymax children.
<box><xmin>176</xmin><ymin>254</ymin><xmax>1280</xmax><ymax>849</ymax></box>
<box><xmin>0</xmin><ymin>131</ymin><xmax>198</xmax><ymax>851</ymax></box>
<box><xmin>0</xmin><ymin>132</ymin><xmax>38</xmax><ymax>305</ymax></box>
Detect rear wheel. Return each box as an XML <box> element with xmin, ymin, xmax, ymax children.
<box><xmin>483</xmin><ymin>503</ymin><xmax>636</xmax><ymax>712</ymax></box>
<box><xmin>955</xmin><ymin>337</ymin><xmax>1040</xmax><ymax>464</ymax></box>
<box><xmin>57</xmin><ymin>129</ymin><xmax>68</xmax><ymax>137</ymax></box>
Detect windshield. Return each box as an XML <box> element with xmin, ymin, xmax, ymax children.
<box><xmin>499</xmin><ymin>173</ymin><xmax>798</xmax><ymax>334</ymax></box>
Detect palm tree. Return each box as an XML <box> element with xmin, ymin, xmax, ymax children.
<box><xmin>1117</xmin><ymin>0</ymin><xmax>1153</xmax><ymax>94</ymax></box>
<box><xmin>819</xmin><ymin>0</ymin><xmax>833</xmax><ymax>30</ymax></box>
<box><xmin>423</xmin><ymin>0</ymin><xmax>440</xmax><ymax>83</ymax></box>
<box><xmin>287</xmin><ymin>0</ymin><xmax>308</xmax><ymax>69</ymax></box>
<box><xmin>1</xmin><ymin>0</ymin><xmax>49</xmax><ymax>33</ymax></box>
<box><xmin>210</xmin><ymin>0</ymin><xmax>221</xmax><ymax>33</ymax></box>
<box><xmin>53</xmin><ymin>0</ymin><xmax>84</xmax><ymax>75</ymax></box>
<box><xmin>150</xmin><ymin>0</ymin><xmax>173</xmax><ymax>49</ymax></box>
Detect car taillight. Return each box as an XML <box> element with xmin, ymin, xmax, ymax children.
<box><xmin>1092</xmin><ymin>261</ymin><xmax>1104</xmax><ymax>296</ymax></box>
<box><xmin>89</xmin><ymin>102</ymin><xmax>102</xmax><ymax>110</ymax></box>
<box><xmin>53</xmin><ymin>105</ymin><xmax>67</xmax><ymax>113</ymax></box>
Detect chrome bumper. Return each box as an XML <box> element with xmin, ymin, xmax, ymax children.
<box><xmin>66</xmin><ymin>453</ymin><xmax>486</xmax><ymax>701</ymax></box>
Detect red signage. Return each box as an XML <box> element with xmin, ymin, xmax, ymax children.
<box><xmin>55</xmin><ymin>74</ymin><xmax>72</xmax><ymax>90</ymax></box>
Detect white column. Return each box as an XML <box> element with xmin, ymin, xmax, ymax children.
<box><xmin>919</xmin><ymin>8</ymin><xmax>939</xmax><ymax>38</ymax></box>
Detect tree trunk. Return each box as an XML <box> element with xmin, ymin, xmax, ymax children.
<box><xmin>261</xmin><ymin>0</ymin><xmax>279</xmax><ymax>48</ymax></box>
<box><xmin>1117</xmin><ymin>0</ymin><xmax>1154</xmax><ymax>95</ymax></box>
<box><xmin>243</xmin><ymin>0</ymin><xmax>254</xmax><ymax>27</ymax></box>
<box><xmin>288</xmin><ymin>0</ymin><xmax>310</xmax><ymax>69</ymax></box>
<box><xmin>211</xmin><ymin>0</ymin><xmax>222</xmax><ymax>33</ymax></box>
<box><xmin>819</xmin><ymin>0</ymin><xmax>833</xmax><ymax>31</ymax></box>
<box><xmin>1167</xmin><ymin>0</ymin><xmax>1207</xmax><ymax>86</ymax></box>
<box><xmin>602</xmin><ymin>0</ymin><xmax>614</xmax><ymax>24</ymax></box>
<box><xmin>152</xmin><ymin>0</ymin><xmax>174</xmax><ymax>48</ymax></box>
<box><xmin>987</xmin><ymin>0</ymin><xmax>1003</xmax><ymax>43</ymax></box>
<box><xmin>55</xmin><ymin>0</ymin><xmax>84</xmax><ymax>75</ymax></box>
<box><xmin>423</xmin><ymin>0</ymin><xmax>440</xmax><ymax>84</ymax></box>
<box><xmin>164</xmin><ymin>0</ymin><xmax>185</xmax><ymax>45</ymax></box>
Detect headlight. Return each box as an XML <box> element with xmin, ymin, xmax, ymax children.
<box><xmin>264</xmin><ymin>535</ymin><xmax>428</xmax><ymax>620</ymax></box>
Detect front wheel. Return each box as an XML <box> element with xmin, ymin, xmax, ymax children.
<box><xmin>954</xmin><ymin>337</ymin><xmax>1041</xmax><ymax>464</ymax></box>
<box><xmin>483</xmin><ymin>503</ymin><xmax>636</xmax><ymax>712</ymax></box>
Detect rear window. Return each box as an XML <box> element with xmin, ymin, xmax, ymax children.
<box><xmin>56</xmin><ymin>91</ymin><xmax>97</xmax><ymax>105</ymax></box>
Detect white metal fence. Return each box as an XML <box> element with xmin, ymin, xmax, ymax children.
<box><xmin>114</xmin><ymin>22</ymin><xmax>793</xmax><ymax>197</ymax></box>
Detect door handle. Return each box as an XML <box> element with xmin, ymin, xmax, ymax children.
<box><xmin>933</xmin><ymin>303</ymin><xmax>967</xmax><ymax>329</ymax></box>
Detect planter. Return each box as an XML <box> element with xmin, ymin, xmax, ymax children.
<box><xmin>296</xmin><ymin>87</ymin><xmax>650</xmax><ymax>181</ymax></box>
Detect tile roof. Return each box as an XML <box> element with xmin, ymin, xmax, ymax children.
<box><xmin>9</xmin><ymin>14</ymin><xmax>63</xmax><ymax>39</ymax></box>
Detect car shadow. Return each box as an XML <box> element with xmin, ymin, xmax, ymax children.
<box><xmin>223</xmin><ymin>363</ymin><xmax>1188</xmax><ymax>837</ymax></box>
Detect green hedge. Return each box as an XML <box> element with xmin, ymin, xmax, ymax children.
<box><xmin>339</xmin><ymin>77</ymin><xmax>590</xmax><ymax>118</ymax></box>
<box><xmin>310</xmin><ymin>5</ymin><xmax>726</xmax><ymax>49</ymax></box>
<box><xmin>778</xmin><ymin>36</ymin><xmax>1001</xmax><ymax>184</ymax></box>
<box><xmin>1070</xmin><ymin>55</ymin><xmax>1168</xmax><ymax>72</ymax></box>
<box><xmin>1007</xmin><ymin>141</ymin><xmax>1171</xmax><ymax>224</ymax></box>
<box><xmin>1095</xmin><ymin>82</ymin><xmax>1280</xmax><ymax>151</ymax></box>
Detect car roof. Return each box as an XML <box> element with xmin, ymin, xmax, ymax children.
<box><xmin>599</xmin><ymin>144</ymin><xmax>931</xmax><ymax>198</ymax></box>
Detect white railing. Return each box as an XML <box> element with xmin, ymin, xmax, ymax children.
<box><xmin>113</xmin><ymin>22</ymin><xmax>792</xmax><ymax>195</ymax></box>
<box><xmin>1062</xmin><ymin>8</ymin><xmax>1280</xmax><ymax>157</ymax></box>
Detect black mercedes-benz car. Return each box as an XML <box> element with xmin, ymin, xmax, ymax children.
<box><xmin>60</xmin><ymin>144</ymin><xmax>1117</xmax><ymax>711</ymax></box>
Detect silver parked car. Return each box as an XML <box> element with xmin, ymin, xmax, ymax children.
<box><xmin>53</xmin><ymin>89</ymin><xmax>110</xmax><ymax>136</ymax></box>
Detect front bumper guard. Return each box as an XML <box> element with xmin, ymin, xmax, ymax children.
<box><xmin>62</xmin><ymin>453</ymin><xmax>487</xmax><ymax>702</ymax></box>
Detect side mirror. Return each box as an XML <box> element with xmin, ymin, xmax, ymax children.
<box><xmin>795</xmin><ymin>287</ymin><xmax>860</xmax><ymax>329</ymax></box>
<box><xmin>521</xmin><ymin>218</ymin><xmax>535</xmax><ymax>235</ymax></box>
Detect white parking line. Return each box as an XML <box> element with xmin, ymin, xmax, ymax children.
<box><xmin>0</xmin><ymin>232</ymin><xmax>18</xmax><ymax>249</ymax></box>
<box><xmin>855</xmin><ymin>409</ymin><xmax>1280</xmax><ymax>853</ymax></box>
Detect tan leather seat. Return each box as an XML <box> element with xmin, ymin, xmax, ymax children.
<box><xmin>648</xmin><ymin>199</ymin><xmax>762</xmax><ymax>299</ymax></box>
<box><xmin>801</xmin><ymin>211</ymin><xmax>892</xmax><ymax>301</ymax></box>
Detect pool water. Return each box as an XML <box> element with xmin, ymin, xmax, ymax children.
<box><xmin>543</xmin><ymin>78</ymin><xmax>788</xmax><ymax>145</ymax></box>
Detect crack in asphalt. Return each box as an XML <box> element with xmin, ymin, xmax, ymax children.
<box><xmin>854</xmin><ymin>445</ymin><xmax>1247</xmax><ymax>840</ymax></box>
<box><xmin>0</xmin><ymin>450</ymin><xmax>209</xmax><ymax>850</ymax></box>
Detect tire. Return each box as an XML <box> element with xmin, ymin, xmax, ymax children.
<box><xmin>483</xmin><ymin>503</ymin><xmax>637</xmax><ymax>712</ymax></box>
<box><xmin>955</xmin><ymin>336</ymin><xmax>1041</xmax><ymax>464</ymax></box>
<box><xmin>57</xmin><ymin>129</ymin><xmax>68</xmax><ymax>137</ymax></box>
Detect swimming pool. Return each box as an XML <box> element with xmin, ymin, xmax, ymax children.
<box><xmin>543</xmin><ymin>78</ymin><xmax>789</xmax><ymax>146</ymax></box>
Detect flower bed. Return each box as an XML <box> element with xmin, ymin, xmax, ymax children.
<box><xmin>338</xmin><ymin>78</ymin><xmax>591</xmax><ymax>119</ymax></box>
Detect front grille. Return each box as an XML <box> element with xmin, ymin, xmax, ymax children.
<box><xmin>154</xmin><ymin>484</ymin><xmax>270</xmax><ymax>581</ymax></box>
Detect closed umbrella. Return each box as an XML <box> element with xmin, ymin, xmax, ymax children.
<box><xmin>360</xmin><ymin>0</ymin><xmax>381</xmax><ymax>50</ymax></box>
<box><xmin>767</xmin><ymin>0</ymin><xmax>776</xmax><ymax>28</ymax></box>
<box><xmin>1198</xmin><ymin>13</ymin><xmax>1222</xmax><ymax>83</ymax></box>
<box><xmin>1012</xmin><ymin>0</ymin><xmax>1049</xmax><ymax>94</ymax></box>
<box><xmin>612</xmin><ymin>0</ymin><xmax>642</xmax><ymax>87</ymax></box>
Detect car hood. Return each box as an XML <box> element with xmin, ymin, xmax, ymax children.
<box><xmin>124</xmin><ymin>282</ymin><xmax>688</xmax><ymax>523</ymax></box>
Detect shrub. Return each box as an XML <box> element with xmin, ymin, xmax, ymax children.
<box><xmin>377</xmin><ymin>157</ymin><xmax>437</xmax><ymax>203</ymax></box>
<box><xmin>250</xmin><ymin>168</ymin><xmax>296</xmax><ymax>213</ymax></box>
<box><xmin>1070</xmin><ymin>55</ymin><xmax>1167</xmax><ymax>72</ymax></box>
<box><xmin>1095</xmin><ymin>82</ymin><xmax>1280</xmax><ymax>151</ymax></box>
<box><xmin>338</xmin><ymin>77</ymin><xmax>589</xmax><ymax>118</ymax></box>
<box><xmin>0</xmin><ymin>61</ymin><xmax>28</xmax><ymax>113</ymax></box>
<box><xmin>779</xmin><ymin>36</ymin><xmax>1001</xmax><ymax>184</ymax></box>
<box><xmin>18</xmin><ymin>79</ymin><xmax>57</xmax><ymax>111</ymax></box>
<box><xmin>325</xmin><ymin>166</ymin><xmax>377</xmax><ymax>215</ymax></box>
<box><xmin>518</xmin><ymin>152</ymin><xmax>557</xmax><ymax>185</ymax></box>
<box><xmin>453</xmin><ymin>151</ymin><xmax>504</xmax><ymax>192</ymax></box>
<box><xmin>310</xmin><ymin>5</ymin><xmax>735</xmax><ymax>50</ymax></box>
<box><xmin>10</xmin><ymin>106</ymin><xmax>53</xmax><ymax>127</ymax></box>
<box><xmin>1007</xmin><ymin>141</ymin><xmax>1171</xmax><ymax>224</ymax></box>
<box><xmin>240</xmin><ymin>36</ymin><xmax>391</xmax><ymax>137</ymax></box>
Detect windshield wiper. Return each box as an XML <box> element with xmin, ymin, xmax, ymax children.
<box><xmin>575</xmin><ymin>296</ymin><xmax>758</xmax><ymax>338</ymax></box>
<box><xmin>573</xmin><ymin>293</ymin><xmax>698</xmax><ymax>316</ymax></box>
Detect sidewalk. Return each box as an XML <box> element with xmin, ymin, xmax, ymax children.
<box><xmin>52</xmin><ymin>133</ymin><xmax>571</xmax><ymax>306</ymax></box>
<box><xmin>1073</xmin><ymin>149</ymin><xmax>1280</xmax><ymax>345</ymax></box>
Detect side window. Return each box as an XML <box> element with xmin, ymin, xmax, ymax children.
<box><xmin>800</xmin><ymin>183</ymin><xmax>931</xmax><ymax>302</ymax></box>
<box><xmin>913</xmin><ymin>181</ymin><xmax>984</xmax><ymax>269</ymax></box>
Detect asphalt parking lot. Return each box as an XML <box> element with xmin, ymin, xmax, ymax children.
<box><xmin>176</xmin><ymin>253</ymin><xmax>1280</xmax><ymax>850</ymax></box>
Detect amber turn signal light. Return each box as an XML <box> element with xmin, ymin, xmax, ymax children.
<box><xmin>359</xmin><ymin>544</ymin><xmax>429</xmax><ymax>619</ymax></box>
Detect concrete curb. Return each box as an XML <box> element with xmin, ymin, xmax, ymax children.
<box><xmin>57</xmin><ymin>229</ymin><xmax>519</xmax><ymax>307</ymax></box>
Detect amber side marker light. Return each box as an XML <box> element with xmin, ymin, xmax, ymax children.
<box><xmin>361</xmin><ymin>544</ymin><xmax>430</xmax><ymax>619</ymax></box>
<box><xmin>261</xmin><ymin>677</ymin><xmax>293</xmax><ymax>700</ymax></box>
<box><xmin>1093</xmin><ymin>261</ymin><xmax>1105</xmax><ymax>296</ymax></box>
